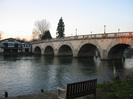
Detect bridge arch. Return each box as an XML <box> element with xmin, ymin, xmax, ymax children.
<box><xmin>108</xmin><ymin>43</ymin><xmax>131</xmax><ymax>59</ymax></box>
<box><xmin>58</xmin><ymin>44</ymin><xmax>73</xmax><ymax>56</ymax></box>
<box><xmin>78</xmin><ymin>43</ymin><xmax>100</xmax><ymax>58</ymax></box>
<box><xmin>34</xmin><ymin>46</ymin><xmax>41</xmax><ymax>55</ymax></box>
<box><xmin>44</xmin><ymin>46</ymin><xmax>54</xmax><ymax>56</ymax></box>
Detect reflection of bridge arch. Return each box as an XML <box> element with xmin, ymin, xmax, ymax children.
<box><xmin>58</xmin><ymin>45</ymin><xmax>73</xmax><ymax>56</ymax></box>
<box><xmin>44</xmin><ymin>46</ymin><xmax>54</xmax><ymax>56</ymax></box>
<box><xmin>34</xmin><ymin>46</ymin><xmax>41</xmax><ymax>55</ymax></box>
<box><xmin>108</xmin><ymin>43</ymin><xmax>130</xmax><ymax>59</ymax></box>
<box><xmin>78</xmin><ymin>43</ymin><xmax>100</xmax><ymax>58</ymax></box>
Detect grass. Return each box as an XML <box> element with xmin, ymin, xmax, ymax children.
<box><xmin>97</xmin><ymin>79</ymin><xmax>133</xmax><ymax>99</ymax></box>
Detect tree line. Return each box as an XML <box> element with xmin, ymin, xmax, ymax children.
<box><xmin>32</xmin><ymin>17</ymin><xmax>65</xmax><ymax>40</ymax></box>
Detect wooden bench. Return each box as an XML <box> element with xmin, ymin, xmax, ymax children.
<box><xmin>57</xmin><ymin>79</ymin><xmax>97</xmax><ymax>99</ymax></box>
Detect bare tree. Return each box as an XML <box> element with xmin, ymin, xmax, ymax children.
<box><xmin>34</xmin><ymin>19</ymin><xmax>50</xmax><ymax>39</ymax></box>
<box><xmin>32</xmin><ymin>28</ymin><xmax>40</xmax><ymax>40</ymax></box>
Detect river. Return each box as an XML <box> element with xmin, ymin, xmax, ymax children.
<box><xmin>0</xmin><ymin>56</ymin><xmax>133</xmax><ymax>97</ymax></box>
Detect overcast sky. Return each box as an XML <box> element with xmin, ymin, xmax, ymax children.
<box><xmin>0</xmin><ymin>0</ymin><xmax>133</xmax><ymax>40</ymax></box>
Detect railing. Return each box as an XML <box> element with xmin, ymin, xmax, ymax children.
<box><xmin>31</xmin><ymin>32</ymin><xmax>133</xmax><ymax>44</ymax></box>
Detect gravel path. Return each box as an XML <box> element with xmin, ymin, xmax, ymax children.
<box><xmin>0</xmin><ymin>92</ymin><xmax>58</xmax><ymax>99</ymax></box>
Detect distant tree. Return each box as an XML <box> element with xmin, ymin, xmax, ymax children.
<box><xmin>32</xmin><ymin>28</ymin><xmax>40</xmax><ymax>40</ymax></box>
<box><xmin>16</xmin><ymin>38</ymin><xmax>27</xmax><ymax>42</ymax></box>
<box><xmin>0</xmin><ymin>31</ymin><xmax>4</xmax><ymax>40</ymax></box>
<box><xmin>41</xmin><ymin>30</ymin><xmax>52</xmax><ymax>40</ymax></box>
<box><xmin>56</xmin><ymin>17</ymin><xmax>65</xmax><ymax>38</ymax></box>
<box><xmin>33</xmin><ymin>19</ymin><xmax>52</xmax><ymax>40</ymax></box>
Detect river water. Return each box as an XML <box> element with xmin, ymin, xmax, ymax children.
<box><xmin>0</xmin><ymin>56</ymin><xmax>133</xmax><ymax>97</ymax></box>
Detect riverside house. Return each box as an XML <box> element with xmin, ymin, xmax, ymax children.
<box><xmin>0</xmin><ymin>38</ymin><xmax>32</xmax><ymax>55</ymax></box>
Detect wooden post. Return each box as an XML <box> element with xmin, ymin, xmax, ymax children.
<box><xmin>5</xmin><ymin>91</ymin><xmax>8</xmax><ymax>98</ymax></box>
<box><xmin>41</xmin><ymin>89</ymin><xmax>44</xmax><ymax>93</ymax></box>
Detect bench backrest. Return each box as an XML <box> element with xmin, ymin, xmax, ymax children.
<box><xmin>66</xmin><ymin>79</ymin><xmax>97</xmax><ymax>99</ymax></box>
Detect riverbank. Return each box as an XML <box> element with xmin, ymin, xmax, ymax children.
<box><xmin>97</xmin><ymin>78</ymin><xmax>133</xmax><ymax>99</ymax></box>
<box><xmin>1</xmin><ymin>79</ymin><xmax>133</xmax><ymax>99</ymax></box>
<box><xmin>0</xmin><ymin>91</ymin><xmax>58</xmax><ymax>99</ymax></box>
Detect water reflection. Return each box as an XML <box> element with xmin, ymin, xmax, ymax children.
<box><xmin>107</xmin><ymin>59</ymin><xmax>125</xmax><ymax>79</ymax></box>
<box><xmin>2</xmin><ymin>55</ymin><xmax>19</xmax><ymax>61</ymax></box>
<box><xmin>0</xmin><ymin>56</ymin><xmax>133</xmax><ymax>97</ymax></box>
<box><xmin>57</xmin><ymin>56</ymin><xmax>73</xmax><ymax>64</ymax></box>
<box><xmin>77</xmin><ymin>57</ymin><xmax>96</xmax><ymax>66</ymax></box>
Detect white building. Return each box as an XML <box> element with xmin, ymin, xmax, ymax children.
<box><xmin>0</xmin><ymin>38</ymin><xmax>32</xmax><ymax>55</ymax></box>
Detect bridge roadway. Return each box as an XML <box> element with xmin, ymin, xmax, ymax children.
<box><xmin>32</xmin><ymin>32</ymin><xmax>133</xmax><ymax>59</ymax></box>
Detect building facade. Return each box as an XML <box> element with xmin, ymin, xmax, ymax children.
<box><xmin>0</xmin><ymin>38</ymin><xmax>32</xmax><ymax>55</ymax></box>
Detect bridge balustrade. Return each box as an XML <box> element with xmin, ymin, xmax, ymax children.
<box><xmin>31</xmin><ymin>32</ymin><xmax>133</xmax><ymax>44</ymax></box>
<box><xmin>106</xmin><ymin>32</ymin><xmax>133</xmax><ymax>38</ymax></box>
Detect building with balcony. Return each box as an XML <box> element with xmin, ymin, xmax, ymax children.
<box><xmin>0</xmin><ymin>38</ymin><xmax>32</xmax><ymax>55</ymax></box>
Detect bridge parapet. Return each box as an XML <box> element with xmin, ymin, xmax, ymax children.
<box><xmin>32</xmin><ymin>32</ymin><xmax>133</xmax><ymax>44</ymax></box>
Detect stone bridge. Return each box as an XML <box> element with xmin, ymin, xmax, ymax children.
<box><xmin>32</xmin><ymin>32</ymin><xmax>133</xmax><ymax>59</ymax></box>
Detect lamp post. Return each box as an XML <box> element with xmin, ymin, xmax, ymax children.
<box><xmin>104</xmin><ymin>25</ymin><xmax>106</xmax><ymax>34</ymax></box>
<box><xmin>75</xmin><ymin>28</ymin><xmax>77</xmax><ymax>36</ymax></box>
<box><xmin>118</xmin><ymin>28</ymin><xmax>120</xmax><ymax>33</ymax></box>
<box><xmin>91</xmin><ymin>31</ymin><xmax>92</xmax><ymax>38</ymax></box>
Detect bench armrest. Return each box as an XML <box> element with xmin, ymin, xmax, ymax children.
<box><xmin>57</xmin><ymin>87</ymin><xmax>66</xmax><ymax>91</ymax></box>
<box><xmin>57</xmin><ymin>87</ymin><xmax>66</xmax><ymax>98</ymax></box>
